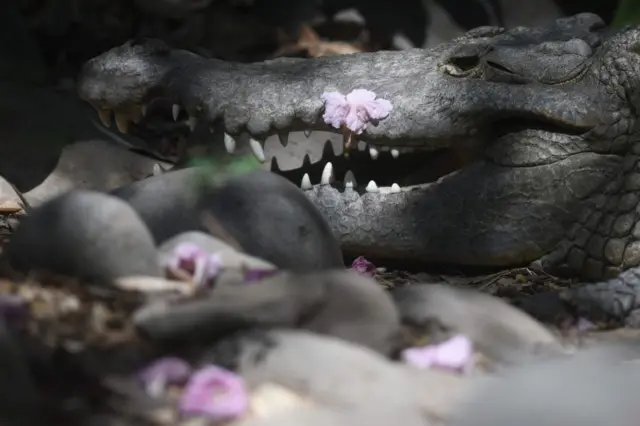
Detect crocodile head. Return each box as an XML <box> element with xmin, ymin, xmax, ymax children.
<box><xmin>77</xmin><ymin>13</ymin><xmax>640</xmax><ymax>279</ymax></box>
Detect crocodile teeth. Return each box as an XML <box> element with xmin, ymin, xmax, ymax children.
<box><xmin>187</xmin><ymin>116</ymin><xmax>198</xmax><ymax>131</ymax></box>
<box><xmin>304</xmin><ymin>130</ymin><xmax>312</xmax><ymax>138</ymax></box>
<box><xmin>320</xmin><ymin>162</ymin><xmax>333</xmax><ymax>185</ymax></box>
<box><xmin>278</xmin><ymin>131</ymin><xmax>289</xmax><ymax>147</ymax></box>
<box><xmin>224</xmin><ymin>133</ymin><xmax>236</xmax><ymax>154</ymax></box>
<box><xmin>172</xmin><ymin>104</ymin><xmax>180</xmax><ymax>121</ymax></box>
<box><xmin>152</xmin><ymin>163</ymin><xmax>164</xmax><ymax>176</ymax></box>
<box><xmin>366</xmin><ymin>180</ymin><xmax>379</xmax><ymax>193</ymax></box>
<box><xmin>97</xmin><ymin>108</ymin><xmax>112</xmax><ymax>128</ymax></box>
<box><xmin>249</xmin><ymin>138</ymin><xmax>265</xmax><ymax>162</ymax></box>
<box><xmin>141</xmin><ymin>104</ymin><xmax>148</xmax><ymax>117</ymax></box>
<box><xmin>114</xmin><ymin>112</ymin><xmax>130</xmax><ymax>133</ymax></box>
<box><xmin>369</xmin><ymin>146</ymin><xmax>379</xmax><ymax>160</ymax></box>
<box><xmin>301</xmin><ymin>173</ymin><xmax>312</xmax><ymax>190</ymax></box>
<box><xmin>391</xmin><ymin>149</ymin><xmax>399</xmax><ymax>158</ymax></box>
<box><xmin>390</xmin><ymin>183</ymin><xmax>401</xmax><ymax>193</ymax></box>
<box><xmin>344</xmin><ymin>170</ymin><xmax>357</xmax><ymax>189</ymax></box>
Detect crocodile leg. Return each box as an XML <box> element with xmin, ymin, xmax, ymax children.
<box><xmin>562</xmin><ymin>270</ymin><xmax>640</xmax><ymax>326</ymax></box>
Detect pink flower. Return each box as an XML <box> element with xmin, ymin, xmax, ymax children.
<box><xmin>137</xmin><ymin>357</ymin><xmax>192</xmax><ymax>397</ymax></box>
<box><xmin>321</xmin><ymin>89</ymin><xmax>393</xmax><ymax>134</ymax></box>
<box><xmin>167</xmin><ymin>242</ymin><xmax>222</xmax><ymax>287</ymax></box>
<box><xmin>351</xmin><ymin>256</ymin><xmax>376</xmax><ymax>277</ymax></box>
<box><xmin>401</xmin><ymin>335</ymin><xmax>474</xmax><ymax>374</ymax></box>
<box><xmin>179</xmin><ymin>365</ymin><xmax>248</xmax><ymax>421</ymax></box>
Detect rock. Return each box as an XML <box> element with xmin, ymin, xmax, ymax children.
<box><xmin>111</xmin><ymin>168</ymin><xmax>344</xmax><ymax>270</ymax></box>
<box><xmin>235</xmin><ymin>402</ymin><xmax>430</xmax><ymax>426</ymax></box>
<box><xmin>391</xmin><ymin>284</ymin><xmax>563</xmax><ymax>365</ymax></box>
<box><xmin>7</xmin><ymin>190</ymin><xmax>162</xmax><ymax>284</ymax></box>
<box><xmin>134</xmin><ymin>270</ymin><xmax>400</xmax><ymax>354</ymax></box>
<box><xmin>24</xmin><ymin>139</ymin><xmax>170</xmax><ymax>206</ymax></box>
<box><xmin>205</xmin><ymin>329</ymin><xmax>468</xmax><ymax>424</ymax></box>
<box><xmin>158</xmin><ymin>231</ymin><xmax>274</xmax><ymax>275</ymax></box>
<box><xmin>451</xmin><ymin>344</ymin><xmax>640</xmax><ymax>426</ymax></box>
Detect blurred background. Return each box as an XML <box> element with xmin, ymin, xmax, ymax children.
<box><xmin>5</xmin><ymin>0</ymin><xmax>638</xmax><ymax>86</ymax></box>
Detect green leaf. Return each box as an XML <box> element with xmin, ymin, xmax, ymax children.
<box><xmin>612</xmin><ymin>0</ymin><xmax>640</xmax><ymax>28</ymax></box>
<box><xmin>187</xmin><ymin>154</ymin><xmax>261</xmax><ymax>189</ymax></box>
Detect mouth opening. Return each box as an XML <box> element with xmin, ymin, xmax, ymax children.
<box><xmin>272</xmin><ymin>116</ymin><xmax>586</xmax><ymax>193</ymax></box>
<box><xmin>272</xmin><ymin>142</ymin><xmax>465</xmax><ymax>191</ymax></box>
<box><xmin>86</xmin><ymin>94</ymin><xmax>588</xmax><ymax>193</ymax></box>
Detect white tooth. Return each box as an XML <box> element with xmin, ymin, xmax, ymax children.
<box><xmin>141</xmin><ymin>104</ymin><xmax>148</xmax><ymax>117</ymax></box>
<box><xmin>278</xmin><ymin>131</ymin><xmax>289</xmax><ymax>147</ymax></box>
<box><xmin>357</xmin><ymin>141</ymin><xmax>367</xmax><ymax>151</ymax></box>
<box><xmin>224</xmin><ymin>133</ymin><xmax>236</xmax><ymax>154</ymax></box>
<box><xmin>366</xmin><ymin>180</ymin><xmax>379</xmax><ymax>193</ymax></box>
<box><xmin>249</xmin><ymin>138</ymin><xmax>265</xmax><ymax>162</ymax></box>
<box><xmin>304</xmin><ymin>130</ymin><xmax>312</xmax><ymax>138</ymax></box>
<box><xmin>344</xmin><ymin>170</ymin><xmax>357</xmax><ymax>188</ymax></box>
<box><xmin>369</xmin><ymin>146</ymin><xmax>379</xmax><ymax>160</ymax></box>
<box><xmin>320</xmin><ymin>162</ymin><xmax>333</xmax><ymax>185</ymax></box>
<box><xmin>391</xmin><ymin>149</ymin><xmax>399</xmax><ymax>158</ymax></box>
<box><xmin>172</xmin><ymin>104</ymin><xmax>180</xmax><ymax>121</ymax></box>
<box><xmin>187</xmin><ymin>116</ymin><xmax>197</xmax><ymax>131</ymax></box>
<box><xmin>301</xmin><ymin>173</ymin><xmax>312</xmax><ymax>190</ymax></box>
<box><xmin>390</xmin><ymin>183</ymin><xmax>401</xmax><ymax>193</ymax></box>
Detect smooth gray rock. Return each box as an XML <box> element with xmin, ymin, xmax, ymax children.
<box><xmin>451</xmin><ymin>344</ymin><xmax>640</xmax><ymax>426</ymax></box>
<box><xmin>391</xmin><ymin>284</ymin><xmax>563</xmax><ymax>365</ymax></box>
<box><xmin>134</xmin><ymin>270</ymin><xmax>400</xmax><ymax>354</ymax></box>
<box><xmin>7</xmin><ymin>190</ymin><xmax>161</xmax><ymax>284</ymax></box>
<box><xmin>112</xmin><ymin>168</ymin><xmax>344</xmax><ymax>271</ymax></box>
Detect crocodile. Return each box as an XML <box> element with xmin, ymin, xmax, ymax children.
<box><xmin>76</xmin><ymin>13</ymin><xmax>640</xmax><ymax>325</ymax></box>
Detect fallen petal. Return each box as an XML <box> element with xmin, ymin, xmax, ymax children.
<box><xmin>179</xmin><ymin>365</ymin><xmax>248</xmax><ymax>421</ymax></box>
<box><xmin>138</xmin><ymin>357</ymin><xmax>192</xmax><ymax>397</ymax></box>
<box><xmin>401</xmin><ymin>335</ymin><xmax>474</xmax><ymax>374</ymax></box>
<box><xmin>351</xmin><ymin>256</ymin><xmax>376</xmax><ymax>276</ymax></box>
<box><xmin>168</xmin><ymin>243</ymin><xmax>222</xmax><ymax>286</ymax></box>
<box><xmin>168</xmin><ymin>242</ymin><xmax>204</xmax><ymax>271</ymax></box>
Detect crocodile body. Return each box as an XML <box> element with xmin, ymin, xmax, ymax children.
<box><xmin>77</xmin><ymin>13</ymin><xmax>640</xmax><ymax>324</ymax></box>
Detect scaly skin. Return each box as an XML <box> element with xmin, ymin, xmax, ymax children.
<box><xmin>77</xmin><ymin>13</ymin><xmax>640</xmax><ymax>325</ymax></box>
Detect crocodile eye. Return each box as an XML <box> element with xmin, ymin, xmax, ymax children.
<box><xmin>441</xmin><ymin>55</ymin><xmax>480</xmax><ymax>76</ymax></box>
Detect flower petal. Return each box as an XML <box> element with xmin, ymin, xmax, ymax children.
<box><xmin>433</xmin><ymin>335</ymin><xmax>474</xmax><ymax>371</ymax></box>
<box><xmin>321</xmin><ymin>91</ymin><xmax>349</xmax><ymax>129</ymax></box>
<box><xmin>363</xmin><ymin>98</ymin><xmax>393</xmax><ymax>121</ymax></box>
<box><xmin>179</xmin><ymin>365</ymin><xmax>248</xmax><ymax>421</ymax></box>
<box><xmin>401</xmin><ymin>346</ymin><xmax>439</xmax><ymax>369</ymax></box>
<box><xmin>351</xmin><ymin>256</ymin><xmax>376</xmax><ymax>276</ymax></box>
<box><xmin>344</xmin><ymin>105</ymin><xmax>369</xmax><ymax>134</ymax></box>
<box><xmin>401</xmin><ymin>335</ymin><xmax>474</xmax><ymax>373</ymax></box>
<box><xmin>137</xmin><ymin>357</ymin><xmax>192</xmax><ymax>396</ymax></box>
<box><xmin>346</xmin><ymin>89</ymin><xmax>377</xmax><ymax>104</ymax></box>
